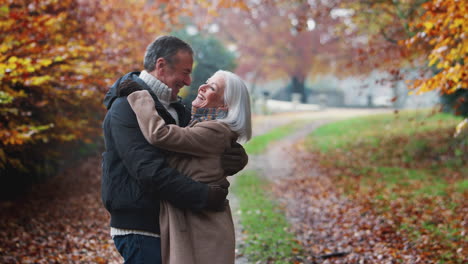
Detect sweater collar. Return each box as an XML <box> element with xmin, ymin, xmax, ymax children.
<box><xmin>191</xmin><ymin>106</ymin><xmax>227</xmax><ymax>122</ymax></box>
<box><xmin>139</xmin><ymin>70</ymin><xmax>174</xmax><ymax>103</ymax></box>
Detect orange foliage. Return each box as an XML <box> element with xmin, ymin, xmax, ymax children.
<box><xmin>0</xmin><ymin>0</ymin><xmax>250</xmax><ymax>176</ymax></box>
<box><xmin>405</xmin><ymin>0</ymin><xmax>467</xmax><ymax>95</ymax></box>
<box><xmin>334</xmin><ymin>0</ymin><xmax>466</xmax><ymax>96</ymax></box>
<box><xmin>0</xmin><ymin>0</ymin><xmax>180</xmax><ymax>172</ymax></box>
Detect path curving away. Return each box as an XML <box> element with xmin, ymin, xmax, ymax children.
<box><xmin>230</xmin><ymin>108</ymin><xmax>424</xmax><ymax>264</ymax></box>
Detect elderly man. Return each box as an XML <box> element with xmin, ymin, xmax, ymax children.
<box><xmin>101</xmin><ymin>36</ymin><xmax>247</xmax><ymax>263</ymax></box>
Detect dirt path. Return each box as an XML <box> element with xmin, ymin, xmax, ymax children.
<box><xmin>0</xmin><ymin>108</ymin><xmax>396</xmax><ymax>264</ymax></box>
<box><xmin>244</xmin><ymin>108</ymin><xmax>392</xmax><ymax>185</ymax></box>
<box><xmin>231</xmin><ymin>108</ymin><xmax>413</xmax><ymax>264</ymax></box>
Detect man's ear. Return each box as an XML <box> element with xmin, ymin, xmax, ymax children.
<box><xmin>156</xmin><ymin>58</ymin><xmax>166</xmax><ymax>74</ymax></box>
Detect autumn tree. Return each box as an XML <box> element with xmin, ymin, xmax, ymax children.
<box><xmin>405</xmin><ymin>0</ymin><xmax>467</xmax><ymax>116</ymax></box>
<box><xmin>196</xmin><ymin>0</ymin><xmax>340</xmax><ymax>103</ymax></box>
<box><xmin>0</xmin><ymin>0</ymin><xmax>182</xmax><ymax>195</ymax></box>
<box><xmin>320</xmin><ymin>0</ymin><xmax>426</xmax><ymax>108</ymax></box>
<box><xmin>330</xmin><ymin>0</ymin><xmax>466</xmax><ymax>111</ymax></box>
<box><xmin>0</xmin><ymin>0</ymin><xmax>257</xmax><ymax>196</ymax></box>
<box><xmin>335</xmin><ymin>0</ymin><xmax>427</xmax><ymax>71</ymax></box>
<box><xmin>1</xmin><ymin>0</ymin><xmax>105</xmax><ymax>187</ymax></box>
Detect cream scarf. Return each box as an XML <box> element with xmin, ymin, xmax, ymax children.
<box><xmin>139</xmin><ymin>70</ymin><xmax>179</xmax><ymax>125</ymax></box>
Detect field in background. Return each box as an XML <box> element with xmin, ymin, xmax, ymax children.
<box><xmin>305</xmin><ymin>110</ymin><xmax>467</xmax><ymax>262</ymax></box>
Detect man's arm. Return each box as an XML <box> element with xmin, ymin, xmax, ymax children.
<box><xmin>109</xmin><ymin>98</ymin><xmax>226</xmax><ymax>210</ymax></box>
<box><xmin>222</xmin><ymin>141</ymin><xmax>248</xmax><ymax>176</ymax></box>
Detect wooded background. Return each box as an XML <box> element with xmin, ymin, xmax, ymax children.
<box><xmin>0</xmin><ymin>0</ymin><xmax>466</xmax><ymax>195</ymax></box>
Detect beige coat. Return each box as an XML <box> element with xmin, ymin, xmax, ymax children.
<box><xmin>128</xmin><ymin>90</ymin><xmax>236</xmax><ymax>264</ymax></box>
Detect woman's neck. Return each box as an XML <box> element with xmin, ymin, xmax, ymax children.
<box><xmin>191</xmin><ymin>106</ymin><xmax>227</xmax><ymax>122</ymax></box>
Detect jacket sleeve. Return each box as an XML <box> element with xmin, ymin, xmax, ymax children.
<box><xmin>109</xmin><ymin>98</ymin><xmax>209</xmax><ymax>210</ymax></box>
<box><xmin>128</xmin><ymin>90</ymin><xmax>228</xmax><ymax>157</ymax></box>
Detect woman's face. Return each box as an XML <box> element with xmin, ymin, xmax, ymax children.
<box><xmin>192</xmin><ymin>73</ymin><xmax>226</xmax><ymax>109</ymax></box>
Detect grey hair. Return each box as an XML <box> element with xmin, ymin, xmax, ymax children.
<box><xmin>215</xmin><ymin>70</ymin><xmax>252</xmax><ymax>143</ymax></box>
<box><xmin>143</xmin><ymin>35</ymin><xmax>193</xmax><ymax>72</ymax></box>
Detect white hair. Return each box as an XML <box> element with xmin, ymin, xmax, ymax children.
<box><xmin>215</xmin><ymin>70</ymin><xmax>252</xmax><ymax>143</ymax></box>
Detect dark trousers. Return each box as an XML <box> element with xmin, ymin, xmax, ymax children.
<box><xmin>113</xmin><ymin>234</ymin><xmax>162</xmax><ymax>264</ymax></box>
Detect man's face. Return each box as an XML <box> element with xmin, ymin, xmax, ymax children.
<box><xmin>158</xmin><ymin>50</ymin><xmax>193</xmax><ymax>100</ymax></box>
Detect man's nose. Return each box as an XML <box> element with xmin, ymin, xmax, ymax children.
<box><xmin>184</xmin><ymin>75</ymin><xmax>191</xmax><ymax>86</ymax></box>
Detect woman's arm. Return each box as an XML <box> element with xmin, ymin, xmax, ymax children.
<box><xmin>128</xmin><ymin>90</ymin><xmax>230</xmax><ymax>156</ymax></box>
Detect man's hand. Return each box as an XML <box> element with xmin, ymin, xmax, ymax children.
<box><xmin>222</xmin><ymin>141</ymin><xmax>248</xmax><ymax>176</ymax></box>
<box><xmin>205</xmin><ymin>185</ymin><xmax>228</xmax><ymax>212</ymax></box>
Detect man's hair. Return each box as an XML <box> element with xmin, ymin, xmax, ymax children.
<box><xmin>144</xmin><ymin>35</ymin><xmax>193</xmax><ymax>72</ymax></box>
<box><xmin>215</xmin><ymin>70</ymin><xmax>252</xmax><ymax>143</ymax></box>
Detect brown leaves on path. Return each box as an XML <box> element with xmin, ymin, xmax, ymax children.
<box><xmin>0</xmin><ymin>156</ymin><xmax>121</xmax><ymax>264</ymax></box>
<box><xmin>272</xmin><ymin>143</ymin><xmax>430</xmax><ymax>264</ymax></box>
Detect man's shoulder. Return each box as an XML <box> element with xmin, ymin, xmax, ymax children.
<box><xmin>108</xmin><ymin>97</ymin><xmax>136</xmax><ymax>120</ymax></box>
<box><xmin>110</xmin><ymin>96</ymin><xmax>131</xmax><ymax>108</ymax></box>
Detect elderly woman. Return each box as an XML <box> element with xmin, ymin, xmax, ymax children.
<box><xmin>127</xmin><ymin>70</ymin><xmax>252</xmax><ymax>264</ymax></box>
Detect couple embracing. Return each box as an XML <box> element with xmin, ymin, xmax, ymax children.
<box><xmin>101</xmin><ymin>35</ymin><xmax>252</xmax><ymax>264</ymax></box>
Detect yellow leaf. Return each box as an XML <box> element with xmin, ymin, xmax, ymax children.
<box><xmin>8</xmin><ymin>56</ymin><xmax>17</xmax><ymax>63</ymax></box>
<box><xmin>29</xmin><ymin>76</ymin><xmax>51</xmax><ymax>86</ymax></box>
<box><xmin>428</xmin><ymin>56</ymin><xmax>438</xmax><ymax>67</ymax></box>
<box><xmin>423</xmin><ymin>22</ymin><xmax>433</xmax><ymax>30</ymax></box>
<box><xmin>0</xmin><ymin>44</ymin><xmax>8</xmax><ymax>53</ymax></box>
<box><xmin>452</xmin><ymin>19</ymin><xmax>463</xmax><ymax>28</ymax></box>
<box><xmin>38</xmin><ymin>59</ymin><xmax>53</xmax><ymax>67</ymax></box>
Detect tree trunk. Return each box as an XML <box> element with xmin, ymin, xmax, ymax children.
<box><xmin>291</xmin><ymin>76</ymin><xmax>306</xmax><ymax>103</ymax></box>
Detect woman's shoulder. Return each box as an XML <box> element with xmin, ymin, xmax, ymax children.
<box><xmin>193</xmin><ymin>120</ymin><xmax>226</xmax><ymax>128</ymax></box>
<box><xmin>193</xmin><ymin>120</ymin><xmax>232</xmax><ymax>133</ymax></box>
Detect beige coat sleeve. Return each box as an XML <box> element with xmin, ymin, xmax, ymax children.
<box><xmin>127</xmin><ymin>90</ymin><xmax>230</xmax><ymax>157</ymax></box>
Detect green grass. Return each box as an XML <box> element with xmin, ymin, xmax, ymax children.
<box><xmin>232</xmin><ymin>120</ymin><xmax>309</xmax><ymax>262</ymax></box>
<box><xmin>361</xmin><ymin>166</ymin><xmax>449</xmax><ymax>198</ymax></box>
<box><xmin>232</xmin><ymin>171</ymin><xmax>302</xmax><ymax>263</ymax></box>
<box><xmin>307</xmin><ymin>111</ymin><xmax>463</xmax><ymax>152</ymax></box>
<box><xmin>303</xmin><ymin>110</ymin><xmax>467</xmax><ymax>262</ymax></box>
<box><xmin>456</xmin><ymin>180</ymin><xmax>468</xmax><ymax>192</ymax></box>
<box><xmin>244</xmin><ymin>120</ymin><xmax>305</xmax><ymax>155</ymax></box>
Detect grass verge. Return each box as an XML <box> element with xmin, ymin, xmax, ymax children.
<box><xmin>244</xmin><ymin>120</ymin><xmax>305</xmax><ymax>154</ymax></box>
<box><xmin>304</xmin><ymin>110</ymin><xmax>467</xmax><ymax>262</ymax></box>
<box><xmin>232</xmin><ymin>119</ymin><xmax>309</xmax><ymax>263</ymax></box>
<box><xmin>232</xmin><ymin>170</ymin><xmax>303</xmax><ymax>263</ymax></box>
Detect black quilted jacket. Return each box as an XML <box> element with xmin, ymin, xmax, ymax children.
<box><xmin>101</xmin><ymin>72</ymin><xmax>208</xmax><ymax>234</ymax></box>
